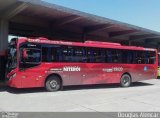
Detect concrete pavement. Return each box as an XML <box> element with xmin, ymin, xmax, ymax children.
<box><xmin>0</xmin><ymin>79</ymin><xmax>160</xmax><ymax>112</ymax></box>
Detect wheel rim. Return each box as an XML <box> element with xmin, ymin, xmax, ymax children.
<box><xmin>49</xmin><ymin>80</ymin><xmax>58</xmax><ymax>89</ymax></box>
<box><xmin>123</xmin><ymin>76</ymin><xmax>130</xmax><ymax>85</ymax></box>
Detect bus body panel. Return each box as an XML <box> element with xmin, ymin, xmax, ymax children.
<box><xmin>6</xmin><ymin>37</ymin><xmax>158</xmax><ymax>89</ymax></box>
<box><xmin>7</xmin><ymin>63</ymin><xmax>157</xmax><ymax>88</ymax></box>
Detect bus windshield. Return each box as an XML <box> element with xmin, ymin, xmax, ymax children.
<box><xmin>21</xmin><ymin>48</ymin><xmax>41</xmax><ymax>64</ymax></box>
<box><xmin>7</xmin><ymin>44</ymin><xmax>17</xmax><ymax>71</ymax></box>
<box><xmin>19</xmin><ymin>43</ymin><xmax>41</xmax><ymax>69</ymax></box>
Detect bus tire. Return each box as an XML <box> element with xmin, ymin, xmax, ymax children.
<box><xmin>120</xmin><ymin>74</ymin><xmax>131</xmax><ymax>87</ymax></box>
<box><xmin>45</xmin><ymin>75</ymin><xmax>61</xmax><ymax>92</ymax></box>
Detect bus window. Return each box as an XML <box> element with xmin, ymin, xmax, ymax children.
<box><xmin>20</xmin><ymin>48</ymin><xmax>41</xmax><ymax>69</ymax></box>
<box><xmin>127</xmin><ymin>51</ymin><xmax>133</xmax><ymax>64</ymax></box>
<box><xmin>106</xmin><ymin>49</ymin><xmax>122</xmax><ymax>63</ymax></box>
<box><xmin>42</xmin><ymin>45</ymin><xmax>57</xmax><ymax>62</ymax></box>
<box><xmin>25</xmin><ymin>49</ymin><xmax>41</xmax><ymax>63</ymax></box>
<box><xmin>106</xmin><ymin>50</ymin><xmax>112</xmax><ymax>63</ymax></box>
<box><xmin>56</xmin><ymin>48</ymin><xmax>62</xmax><ymax>62</ymax></box>
<box><xmin>143</xmin><ymin>51</ymin><xmax>148</xmax><ymax>64</ymax></box>
<box><xmin>135</xmin><ymin>51</ymin><xmax>142</xmax><ymax>64</ymax></box>
<box><xmin>52</xmin><ymin>45</ymin><xmax>87</xmax><ymax>63</ymax></box>
<box><xmin>86</xmin><ymin>48</ymin><xmax>105</xmax><ymax>63</ymax></box>
<box><xmin>93</xmin><ymin>49</ymin><xmax>103</xmax><ymax>63</ymax></box>
<box><xmin>86</xmin><ymin>49</ymin><xmax>94</xmax><ymax>63</ymax></box>
<box><xmin>147</xmin><ymin>51</ymin><xmax>156</xmax><ymax>64</ymax></box>
<box><xmin>111</xmin><ymin>50</ymin><xmax>118</xmax><ymax>63</ymax></box>
<box><xmin>73</xmin><ymin>47</ymin><xmax>86</xmax><ymax>62</ymax></box>
<box><xmin>100</xmin><ymin>49</ymin><xmax>106</xmax><ymax>63</ymax></box>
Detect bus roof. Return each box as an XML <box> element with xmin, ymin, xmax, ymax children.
<box><xmin>19</xmin><ymin>37</ymin><xmax>156</xmax><ymax>51</ymax></box>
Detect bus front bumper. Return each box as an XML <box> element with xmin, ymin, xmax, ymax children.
<box><xmin>7</xmin><ymin>78</ymin><xmax>21</xmax><ymax>88</ymax></box>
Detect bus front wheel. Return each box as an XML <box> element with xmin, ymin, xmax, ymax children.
<box><xmin>45</xmin><ymin>76</ymin><xmax>61</xmax><ymax>92</ymax></box>
<box><xmin>120</xmin><ymin>74</ymin><xmax>131</xmax><ymax>87</ymax></box>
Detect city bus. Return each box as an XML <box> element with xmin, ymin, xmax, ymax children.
<box><xmin>6</xmin><ymin>37</ymin><xmax>158</xmax><ymax>92</ymax></box>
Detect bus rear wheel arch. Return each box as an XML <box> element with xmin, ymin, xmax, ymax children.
<box><xmin>120</xmin><ymin>73</ymin><xmax>132</xmax><ymax>87</ymax></box>
<box><xmin>45</xmin><ymin>74</ymin><xmax>62</xmax><ymax>92</ymax></box>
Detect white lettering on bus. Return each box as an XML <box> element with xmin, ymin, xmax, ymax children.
<box><xmin>102</xmin><ymin>68</ymin><xmax>113</xmax><ymax>72</ymax></box>
<box><xmin>112</xmin><ymin>67</ymin><xmax>123</xmax><ymax>72</ymax></box>
<box><xmin>28</xmin><ymin>39</ymin><xmax>73</xmax><ymax>45</ymax></box>
<box><xmin>103</xmin><ymin>67</ymin><xmax>123</xmax><ymax>72</ymax></box>
<box><xmin>63</xmin><ymin>66</ymin><xmax>81</xmax><ymax>72</ymax></box>
<box><xmin>50</xmin><ymin>68</ymin><xmax>62</xmax><ymax>71</ymax></box>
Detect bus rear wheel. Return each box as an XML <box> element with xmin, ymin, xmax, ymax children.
<box><xmin>45</xmin><ymin>76</ymin><xmax>61</xmax><ymax>92</ymax></box>
<box><xmin>120</xmin><ymin>74</ymin><xmax>131</xmax><ymax>87</ymax></box>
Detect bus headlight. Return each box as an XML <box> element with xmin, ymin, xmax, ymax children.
<box><xmin>9</xmin><ymin>73</ymin><xmax>16</xmax><ymax>80</ymax></box>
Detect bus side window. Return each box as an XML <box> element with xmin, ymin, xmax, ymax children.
<box><xmin>47</xmin><ymin>47</ymin><xmax>52</xmax><ymax>62</ymax></box>
<box><xmin>143</xmin><ymin>51</ymin><xmax>148</xmax><ymax>64</ymax></box>
<box><xmin>134</xmin><ymin>51</ymin><xmax>139</xmax><ymax>64</ymax></box>
<box><xmin>100</xmin><ymin>49</ymin><xmax>106</xmax><ymax>63</ymax></box>
<box><xmin>42</xmin><ymin>47</ymin><xmax>51</xmax><ymax>62</ymax></box>
<box><xmin>107</xmin><ymin>49</ymin><xmax>122</xmax><ymax>63</ymax></box>
<box><xmin>67</xmin><ymin>47</ymin><xmax>74</xmax><ymax>62</ymax></box>
<box><xmin>82</xmin><ymin>48</ymin><xmax>87</xmax><ymax>62</ymax></box>
<box><xmin>127</xmin><ymin>51</ymin><xmax>133</xmax><ymax>64</ymax></box>
<box><xmin>73</xmin><ymin>47</ymin><xmax>85</xmax><ymax>62</ymax></box>
<box><xmin>42</xmin><ymin>46</ymin><xmax>56</xmax><ymax>62</ymax></box>
<box><xmin>115</xmin><ymin>50</ymin><xmax>122</xmax><ymax>63</ymax></box>
<box><xmin>122</xmin><ymin>50</ymin><xmax>127</xmax><ymax>64</ymax></box>
<box><xmin>112</xmin><ymin>50</ymin><xmax>118</xmax><ymax>63</ymax></box>
<box><xmin>122</xmin><ymin>50</ymin><xmax>134</xmax><ymax>64</ymax></box>
<box><xmin>106</xmin><ymin>50</ymin><xmax>112</xmax><ymax>63</ymax></box>
<box><xmin>135</xmin><ymin>51</ymin><xmax>145</xmax><ymax>64</ymax></box>
<box><xmin>62</xmin><ymin>47</ymin><xmax>69</xmax><ymax>62</ymax></box>
<box><xmin>86</xmin><ymin>49</ymin><xmax>93</xmax><ymax>63</ymax></box>
<box><xmin>147</xmin><ymin>51</ymin><xmax>156</xmax><ymax>64</ymax></box>
<box><xmin>56</xmin><ymin>48</ymin><xmax>62</xmax><ymax>62</ymax></box>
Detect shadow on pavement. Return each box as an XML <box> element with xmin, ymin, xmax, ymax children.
<box><xmin>0</xmin><ymin>86</ymin><xmax>46</xmax><ymax>94</ymax></box>
<box><xmin>63</xmin><ymin>82</ymin><xmax>154</xmax><ymax>91</ymax></box>
<box><xmin>131</xmin><ymin>82</ymin><xmax>154</xmax><ymax>87</ymax></box>
<box><xmin>0</xmin><ymin>81</ymin><xmax>154</xmax><ymax>94</ymax></box>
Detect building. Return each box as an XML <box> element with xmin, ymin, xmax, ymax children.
<box><xmin>0</xmin><ymin>0</ymin><xmax>160</xmax><ymax>54</ymax></box>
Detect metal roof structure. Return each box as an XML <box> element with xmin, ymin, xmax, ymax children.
<box><xmin>0</xmin><ymin>0</ymin><xmax>160</xmax><ymax>48</ymax></box>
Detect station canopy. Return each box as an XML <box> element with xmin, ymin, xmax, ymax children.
<box><xmin>1</xmin><ymin>0</ymin><xmax>160</xmax><ymax>47</ymax></box>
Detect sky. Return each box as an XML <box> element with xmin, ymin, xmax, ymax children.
<box><xmin>43</xmin><ymin>0</ymin><xmax>160</xmax><ymax>32</ymax></box>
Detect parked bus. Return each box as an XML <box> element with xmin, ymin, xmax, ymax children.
<box><xmin>6</xmin><ymin>37</ymin><xmax>158</xmax><ymax>91</ymax></box>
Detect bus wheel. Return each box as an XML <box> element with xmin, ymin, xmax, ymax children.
<box><xmin>45</xmin><ymin>76</ymin><xmax>61</xmax><ymax>92</ymax></box>
<box><xmin>120</xmin><ymin>74</ymin><xmax>131</xmax><ymax>87</ymax></box>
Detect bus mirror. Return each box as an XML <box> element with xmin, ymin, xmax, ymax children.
<box><xmin>23</xmin><ymin>49</ymin><xmax>27</xmax><ymax>59</ymax></box>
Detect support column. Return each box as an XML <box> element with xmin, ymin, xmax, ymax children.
<box><xmin>0</xmin><ymin>19</ymin><xmax>8</xmax><ymax>54</ymax></box>
<box><xmin>82</xmin><ymin>32</ymin><xmax>87</xmax><ymax>43</ymax></box>
<box><xmin>0</xmin><ymin>20</ymin><xmax>8</xmax><ymax>81</ymax></box>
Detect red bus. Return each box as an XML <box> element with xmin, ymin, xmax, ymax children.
<box><xmin>6</xmin><ymin>37</ymin><xmax>158</xmax><ymax>92</ymax></box>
